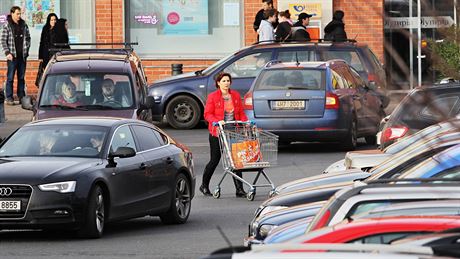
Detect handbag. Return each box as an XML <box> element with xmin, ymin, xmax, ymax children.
<box><xmin>35</xmin><ymin>61</ymin><xmax>45</xmax><ymax>87</ymax></box>
<box><xmin>231</xmin><ymin>140</ymin><xmax>262</xmax><ymax>169</ymax></box>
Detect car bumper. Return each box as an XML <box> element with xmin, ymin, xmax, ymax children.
<box><xmin>0</xmin><ymin>186</ymin><xmax>85</xmax><ymax>230</ymax></box>
<box><xmin>245</xmin><ymin>110</ymin><xmax>349</xmax><ymax>141</ymax></box>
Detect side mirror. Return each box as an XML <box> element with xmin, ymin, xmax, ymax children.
<box><xmin>109</xmin><ymin>147</ymin><xmax>136</xmax><ymax>159</ymax></box>
<box><xmin>21</xmin><ymin>95</ymin><xmax>35</xmax><ymax>111</ymax></box>
<box><xmin>143</xmin><ymin>96</ymin><xmax>155</xmax><ymax>109</ymax></box>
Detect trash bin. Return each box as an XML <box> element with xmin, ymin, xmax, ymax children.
<box><xmin>171</xmin><ymin>63</ymin><xmax>183</xmax><ymax>76</ymax></box>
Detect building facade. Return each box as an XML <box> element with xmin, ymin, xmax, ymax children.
<box><xmin>0</xmin><ymin>0</ymin><xmax>401</xmax><ymax>96</ymax></box>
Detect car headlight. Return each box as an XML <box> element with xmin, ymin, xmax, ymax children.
<box><xmin>259</xmin><ymin>224</ymin><xmax>275</xmax><ymax>238</ymax></box>
<box><xmin>39</xmin><ymin>181</ymin><xmax>76</xmax><ymax>193</ymax></box>
<box><xmin>258</xmin><ymin>206</ymin><xmax>288</xmax><ymax>218</ymax></box>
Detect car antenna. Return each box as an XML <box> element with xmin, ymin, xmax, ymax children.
<box><xmin>217</xmin><ymin>225</ymin><xmax>236</xmax><ymax>253</ymax></box>
<box><xmin>295</xmin><ymin>52</ymin><xmax>300</xmax><ymax>66</ymax></box>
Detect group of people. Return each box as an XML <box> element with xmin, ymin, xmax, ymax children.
<box><xmin>1</xmin><ymin>6</ymin><xmax>70</xmax><ymax>106</ymax></box>
<box><xmin>253</xmin><ymin>0</ymin><xmax>347</xmax><ymax>43</ymax></box>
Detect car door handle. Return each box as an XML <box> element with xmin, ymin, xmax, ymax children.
<box><xmin>139</xmin><ymin>163</ymin><xmax>147</xmax><ymax>170</ymax></box>
<box><xmin>165</xmin><ymin>157</ymin><xmax>174</xmax><ymax>164</ymax></box>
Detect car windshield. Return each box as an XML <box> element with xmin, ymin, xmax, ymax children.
<box><xmin>0</xmin><ymin>125</ymin><xmax>109</xmax><ymax>158</ymax></box>
<box><xmin>255</xmin><ymin>69</ymin><xmax>325</xmax><ymax>90</ymax></box>
<box><xmin>202</xmin><ymin>52</ymin><xmax>239</xmax><ymax>75</ymax></box>
<box><xmin>39</xmin><ymin>73</ymin><xmax>134</xmax><ymax>109</ymax></box>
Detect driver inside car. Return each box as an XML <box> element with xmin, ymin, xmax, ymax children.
<box><xmin>97</xmin><ymin>78</ymin><xmax>129</xmax><ymax>107</ymax></box>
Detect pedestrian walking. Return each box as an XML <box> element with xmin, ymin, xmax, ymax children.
<box><xmin>290</xmin><ymin>12</ymin><xmax>312</xmax><ymax>42</ymax></box>
<box><xmin>258</xmin><ymin>8</ymin><xmax>277</xmax><ymax>42</ymax></box>
<box><xmin>324</xmin><ymin>10</ymin><xmax>348</xmax><ymax>42</ymax></box>
<box><xmin>275</xmin><ymin>10</ymin><xmax>292</xmax><ymax>42</ymax></box>
<box><xmin>38</xmin><ymin>13</ymin><xmax>58</xmax><ymax>67</ymax></box>
<box><xmin>200</xmin><ymin>72</ymin><xmax>248</xmax><ymax>198</ymax></box>
<box><xmin>1</xmin><ymin>6</ymin><xmax>31</xmax><ymax>105</ymax></box>
<box><xmin>253</xmin><ymin>0</ymin><xmax>274</xmax><ymax>33</ymax></box>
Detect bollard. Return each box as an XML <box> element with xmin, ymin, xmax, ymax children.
<box><xmin>171</xmin><ymin>63</ymin><xmax>183</xmax><ymax>76</ymax></box>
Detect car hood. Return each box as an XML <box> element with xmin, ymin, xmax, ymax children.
<box><xmin>0</xmin><ymin>157</ymin><xmax>100</xmax><ymax>184</ymax></box>
<box><xmin>36</xmin><ymin>109</ymin><xmax>136</xmax><ymax>120</ymax></box>
<box><xmin>344</xmin><ymin>150</ymin><xmax>389</xmax><ymax>170</ymax></box>
<box><xmin>152</xmin><ymin>72</ymin><xmax>198</xmax><ymax>85</ymax></box>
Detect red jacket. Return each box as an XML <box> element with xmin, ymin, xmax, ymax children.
<box><xmin>204</xmin><ymin>89</ymin><xmax>248</xmax><ymax>136</ymax></box>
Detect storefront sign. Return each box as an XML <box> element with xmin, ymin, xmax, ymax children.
<box><xmin>134</xmin><ymin>14</ymin><xmax>159</xmax><ymax>25</ymax></box>
<box><xmin>385</xmin><ymin>16</ymin><xmax>455</xmax><ymax>29</ymax></box>
<box><xmin>162</xmin><ymin>0</ymin><xmax>208</xmax><ymax>35</ymax></box>
<box><xmin>289</xmin><ymin>3</ymin><xmax>322</xmax><ymax>19</ymax></box>
<box><xmin>0</xmin><ymin>14</ymin><xmax>7</xmax><ymax>24</ymax></box>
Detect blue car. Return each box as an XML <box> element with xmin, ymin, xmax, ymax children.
<box><xmin>243</xmin><ymin>60</ymin><xmax>384</xmax><ymax>150</ymax></box>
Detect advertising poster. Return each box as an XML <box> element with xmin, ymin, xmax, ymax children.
<box><xmin>162</xmin><ymin>0</ymin><xmax>209</xmax><ymax>35</ymax></box>
<box><xmin>15</xmin><ymin>0</ymin><xmax>60</xmax><ymax>29</ymax></box>
<box><xmin>289</xmin><ymin>3</ymin><xmax>322</xmax><ymax>20</ymax></box>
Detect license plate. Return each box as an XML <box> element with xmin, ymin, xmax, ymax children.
<box><xmin>273</xmin><ymin>100</ymin><xmax>305</xmax><ymax>110</ymax></box>
<box><xmin>0</xmin><ymin>201</ymin><xmax>21</xmax><ymax>211</ymax></box>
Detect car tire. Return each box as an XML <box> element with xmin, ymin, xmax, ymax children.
<box><xmin>166</xmin><ymin>96</ymin><xmax>201</xmax><ymax>129</ymax></box>
<box><xmin>77</xmin><ymin>185</ymin><xmax>105</xmax><ymax>238</ymax></box>
<box><xmin>341</xmin><ymin>118</ymin><xmax>357</xmax><ymax>151</ymax></box>
<box><xmin>365</xmin><ymin>135</ymin><xmax>377</xmax><ymax>145</ymax></box>
<box><xmin>160</xmin><ymin>173</ymin><xmax>191</xmax><ymax>224</ymax></box>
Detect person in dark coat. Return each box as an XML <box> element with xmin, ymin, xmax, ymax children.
<box><xmin>290</xmin><ymin>12</ymin><xmax>312</xmax><ymax>42</ymax></box>
<box><xmin>54</xmin><ymin>18</ymin><xmax>70</xmax><ymax>48</ymax></box>
<box><xmin>324</xmin><ymin>10</ymin><xmax>348</xmax><ymax>42</ymax></box>
<box><xmin>253</xmin><ymin>0</ymin><xmax>278</xmax><ymax>41</ymax></box>
<box><xmin>275</xmin><ymin>10</ymin><xmax>292</xmax><ymax>42</ymax></box>
<box><xmin>38</xmin><ymin>13</ymin><xmax>58</xmax><ymax>67</ymax></box>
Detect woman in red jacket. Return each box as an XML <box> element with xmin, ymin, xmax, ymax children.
<box><xmin>200</xmin><ymin>72</ymin><xmax>248</xmax><ymax>197</ymax></box>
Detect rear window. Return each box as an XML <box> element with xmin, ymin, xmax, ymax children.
<box><xmin>321</xmin><ymin>50</ymin><xmax>365</xmax><ymax>72</ymax></box>
<box><xmin>254</xmin><ymin>69</ymin><xmax>326</xmax><ymax>91</ymax></box>
<box><xmin>389</xmin><ymin>90</ymin><xmax>460</xmax><ymax>130</ymax></box>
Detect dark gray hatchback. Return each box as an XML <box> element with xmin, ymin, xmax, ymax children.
<box><xmin>22</xmin><ymin>48</ymin><xmax>155</xmax><ymax>121</ymax></box>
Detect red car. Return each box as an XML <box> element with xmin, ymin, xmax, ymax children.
<box><xmin>285</xmin><ymin>216</ymin><xmax>460</xmax><ymax>251</ymax></box>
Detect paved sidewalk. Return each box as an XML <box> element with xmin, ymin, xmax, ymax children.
<box><xmin>0</xmin><ymin>102</ymin><xmax>33</xmax><ymax>139</ymax></box>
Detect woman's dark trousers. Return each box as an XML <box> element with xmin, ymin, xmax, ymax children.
<box><xmin>202</xmin><ymin>134</ymin><xmax>244</xmax><ymax>191</ymax></box>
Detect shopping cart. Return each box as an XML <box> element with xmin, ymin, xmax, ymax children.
<box><xmin>213</xmin><ymin>121</ymin><xmax>278</xmax><ymax>201</ymax></box>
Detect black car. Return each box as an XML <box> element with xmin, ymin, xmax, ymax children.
<box><xmin>380</xmin><ymin>83</ymin><xmax>460</xmax><ymax>149</ymax></box>
<box><xmin>0</xmin><ymin>117</ymin><xmax>195</xmax><ymax>238</ymax></box>
<box><xmin>149</xmin><ymin>41</ymin><xmax>389</xmax><ymax>129</ymax></box>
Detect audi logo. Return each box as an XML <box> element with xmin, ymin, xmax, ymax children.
<box><xmin>0</xmin><ymin>187</ymin><xmax>12</xmax><ymax>196</ymax></box>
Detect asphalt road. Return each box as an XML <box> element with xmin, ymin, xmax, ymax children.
<box><xmin>0</xmin><ymin>106</ymin><xmax>372</xmax><ymax>259</ymax></box>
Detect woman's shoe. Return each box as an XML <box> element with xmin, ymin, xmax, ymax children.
<box><xmin>199</xmin><ymin>185</ymin><xmax>212</xmax><ymax>196</ymax></box>
<box><xmin>235</xmin><ymin>188</ymin><xmax>247</xmax><ymax>198</ymax></box>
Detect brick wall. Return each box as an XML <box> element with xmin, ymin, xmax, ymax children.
<box><xmin>334</xmin><ymin>0</ymin><xmax>384</xmax><ymax>61</ymax></box>
<box><xmin>6</xmin><ymin>0</ymin><xmax>384</xmax><ymax>98</ymax></box>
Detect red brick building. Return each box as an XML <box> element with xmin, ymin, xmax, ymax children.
<box><xmin>1</xmin><ymin>0</ymin><xmax>385</xmax><ymax>96</ymax></box>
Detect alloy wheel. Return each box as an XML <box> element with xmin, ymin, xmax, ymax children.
<box><xmin>175</xmin><ymin>178</ymin><xmax>191</xmax><ymax>219</ymax></box>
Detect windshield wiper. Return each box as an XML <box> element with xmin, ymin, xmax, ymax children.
<box><xmin>76</xmin><ymin>104</ymin><xmax>117</xmax><ymax>110</ymax></box>
<box><xmin>40</xmin><ymin>105</ymin><xmax>88</xmax><ymax>111</ymax></box>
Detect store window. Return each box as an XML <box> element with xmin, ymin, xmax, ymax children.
<box><xmin>126</xmin><ymin>0</ymin><xmax>243</xmax><ymax>58</ymax></box>
<box><xmin>0</xmin><ymin>0</ymin><xmax>95</xmax><ymax>59</ymax></box>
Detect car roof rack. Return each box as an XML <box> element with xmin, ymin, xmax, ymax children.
<box><xmin>50</xmin><ymin>42</ymin><xmax>139</xmax><ymax>56</ymax></box>
<box><xmin>252</xmin><ymin>39</ymin><xmax>357</xmax><ymax>45</ymax></box>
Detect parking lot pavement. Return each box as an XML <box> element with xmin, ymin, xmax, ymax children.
<box><xmin>0</xmin><ymin>102</ymin><xmax>33</xmax><ymax>139</ymax></box>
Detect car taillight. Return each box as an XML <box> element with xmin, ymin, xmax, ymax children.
<box><xmin>325</xmin><ymin>92</ymin><xmax>339</xmax><ymax>110</ymax></box>
<box><xmin>381</xmin><ymin>126</ymin><xmax>409</xmax><ymax>144</ymax></box>
<box><xmin>243</xmin><ymin>92</ymin><xmax>253</xmax><ymax>110</ymax></box>
<box><xmin>368</xmin><ymin>73</ymin><xmax>376</xmax><ymax>82</ymax></box>
<box><xmin>310</xmin><ymin>209</ymin><xmax>331</xmax><ymax>231</ymax></box>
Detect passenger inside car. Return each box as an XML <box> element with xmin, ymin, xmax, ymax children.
<box><xmin>90</xmin><ymin>134</ymin><xmax>104</xmax><ymax>152</ymax></box>
<box><xmin>97</xmin><ymin>78</ymin><xmax>130</xmax><ymax>107</ymax></box>
<box><xmin>52</xmin><ymin>79</ymin><xmax>82</xmax><ymax>107</ymax></box>
<box><xmin>39</xmin><ymin>134</ymin><xmax>57</xmax><ymax>155</ymax></box>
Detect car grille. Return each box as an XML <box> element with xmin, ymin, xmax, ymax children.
<box><xmin>0</xmin><ymin>185</ymin><xmax>33</xmax><ymax>219</ymax></box>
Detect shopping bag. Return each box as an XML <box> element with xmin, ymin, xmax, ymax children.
<box><xmin>35</xmin><ymin>61</ymin><xmax>44</xmax><ymax>87</ymax></box>
<box><xmin>231</xmin><ymin>140</ymin><xmax>261</xmax><ymax>169</ymax></box>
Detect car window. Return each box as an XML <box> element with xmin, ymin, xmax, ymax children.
<box><xmin>322</xmin><ymin>50</ymin><xmax>365</xmax><ymax>72</ymax></box>
<box><xmin>367</xmin><ymin>48</ymin><xmax>383</xmax><ymax>71</ymax></box>
<box><xmin>110</xmin><ymin>126</ymin><xmax>137</xmax><ymax>153</ymax></box>
<box><xmin>277</xmin><ymin>50</ymin><xmax>316</xmax><ymax>63</ymax></box>
<box><xmin>40</xmin><ymin>73</ymin><xmax>134</xmax><ymax>109</ymax></box>
<box><xmin>223</xmin><ymin>52</ymin><xmax>272</xmax><ymax>78</ymax></box>
<box><xmin>0</xmin><ymin>125</ymin><xmax>108</xmax><ymax>158</ymax></box>
<box><xmin>434</xmin><ymin>166</ymin><xmax>460</xmax><ymax>178</ymax></box>
<box><xmin>255</xmin><ymin>69</ymin><xmax>325</xmax><ymax>90</ymax></box>
<box><xmin>132</xmin><ymin>125</ymin><xmax>165</xmax><ymax>151</ymax></box>
<box><xmin>420</xmin><ymin>96</ymin><xmax>460</xmax><ymax>121</ymax></box>
<box><xmin>350</xmin><ymin>232</ymin><xmax>421</xmax><ymax>244</ymax></box>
